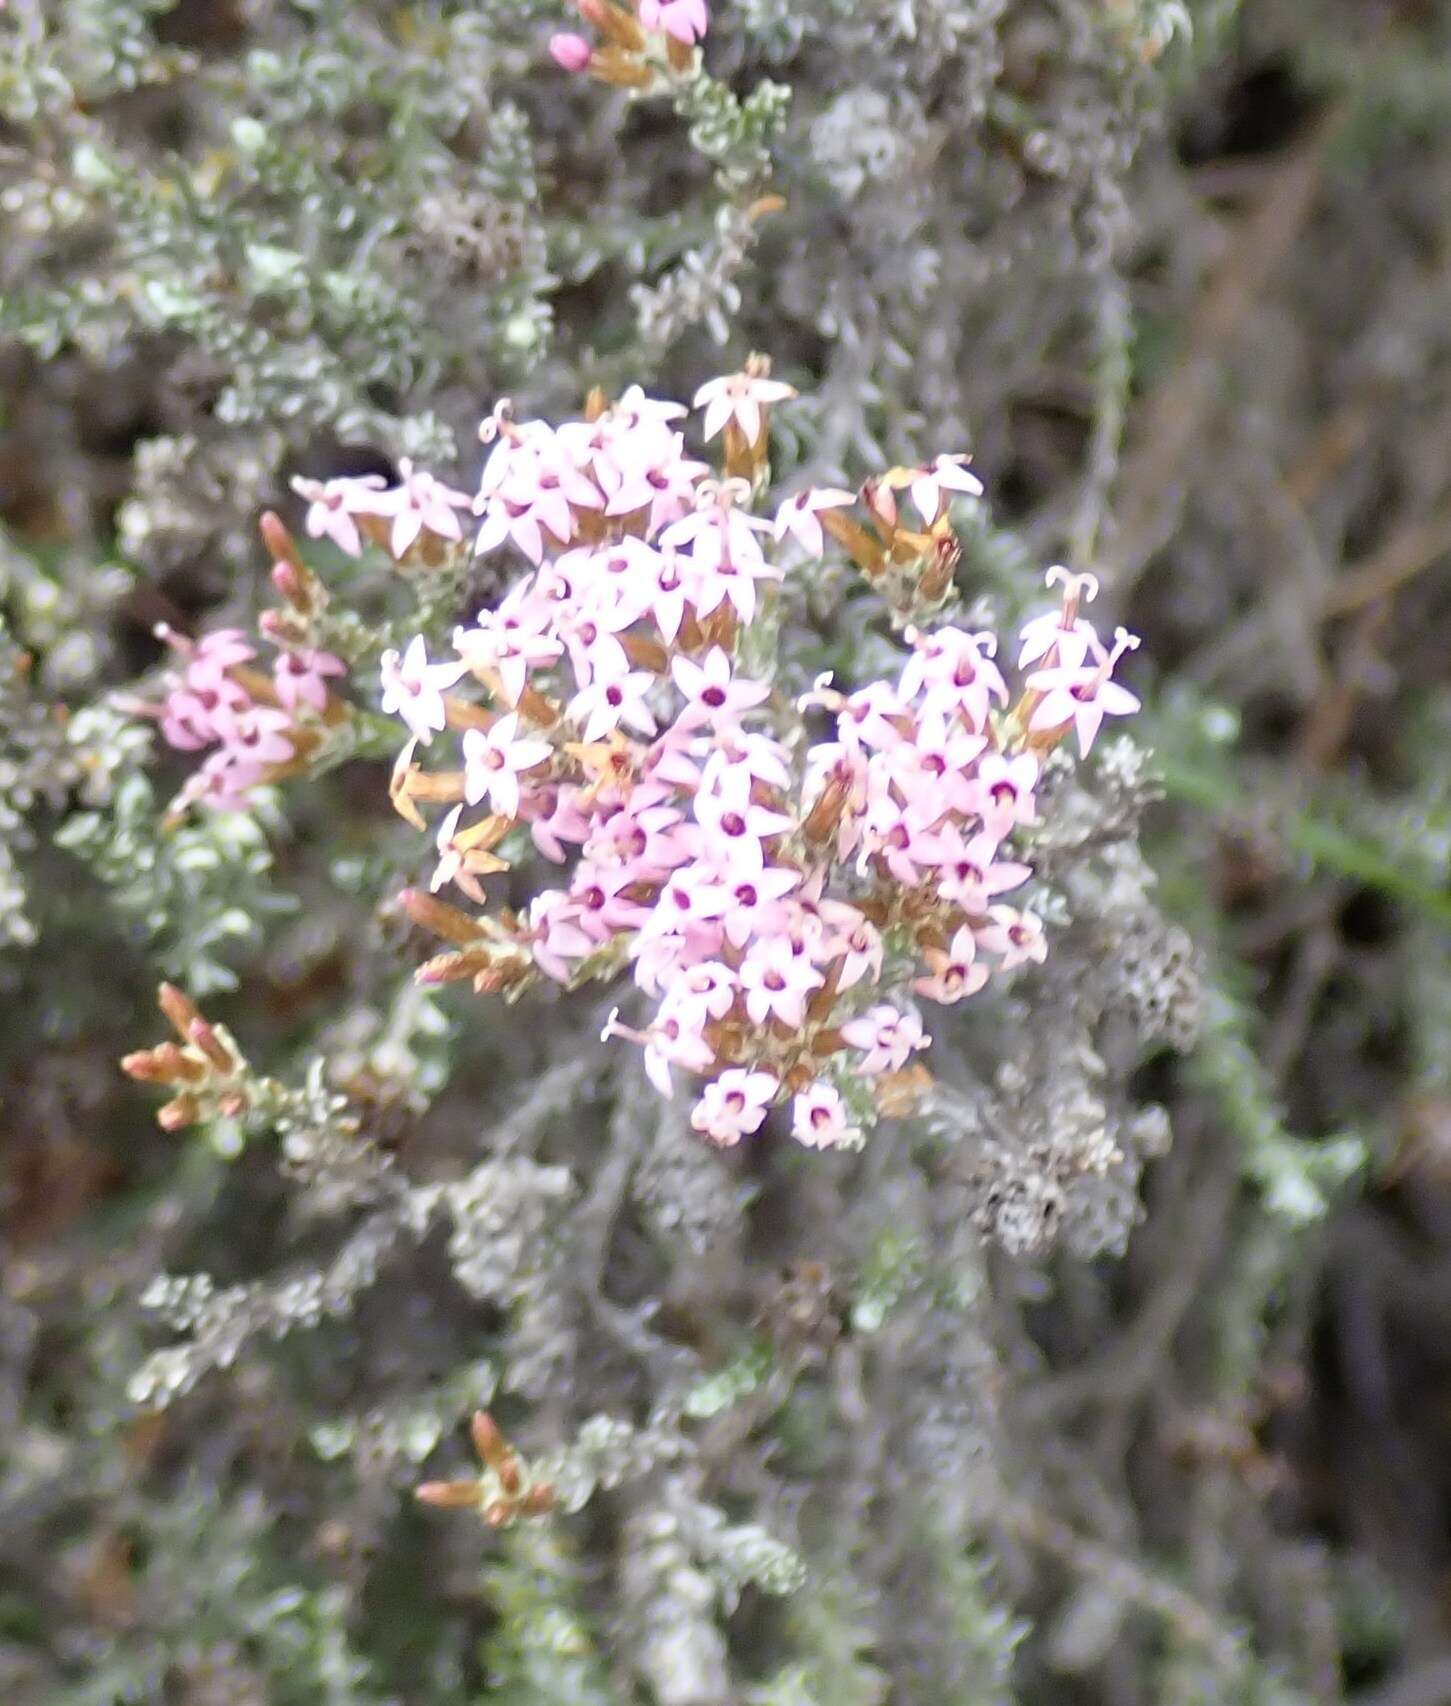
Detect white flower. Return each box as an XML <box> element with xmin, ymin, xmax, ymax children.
<box><xmin>906</xmin><ymin>454</ymin><xmax>983</xmax><ymax>525</ymax></box>
<box><xmin>693</xmin><ymin>369</ymin><xmax>797</xmax><ymax>445</ymax></box>
<box><xmin>791</xmin><ymin>1082</ymin><xmax>862</xmax><ymax>1150</ymax></box>
<box><xmin>461</xmin><ymin>713</ymin><xmax>554</xmax><ymax>818</ymax></box>
<box><xmin>379</xmin><ymin>636</ymin><xmax>466</xmax><ymax>744</ymax></box>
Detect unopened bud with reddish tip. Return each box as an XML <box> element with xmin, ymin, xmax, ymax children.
<box><xmin>188</xmin><ymin>1018</ymin><xmax>235</xmax><ymax>1074</ymax></box>
<box><xmin>157</xmin><ymin>1093</ymin><xmax>200</xmax><ymax>1132</ymax></box>
<box><xmin>121</xmin><ymin>1049</ymin><xmax>171</xmax><ymax>1083</ymax></box>
<box><xmin>269</xmin><ymin>557</ymin><xmax>316</xmax><ymax>616</ymax></box>
<box><xmin>470</xmin><ymin>1411</ymin><xmax>507</xmax><ymax>1468</ymax></box>
<box><xmin>158</xmin><ymin>982</ymin><xmax>202</xmax><ymax>1041</ymax></box>
<box><xmin>399</xmin><ymin>888</ymin><xmax>487</xmax><ymax>946</ymax></box>
<box><xmin>259</xmin><ymin>509</ymin><xmax>299</xmax><ymax>567</ymax></box>
<box><xmin>154</xmin><ymin>1042</ymin><xmax>207</xmax><ymax>1083</ymax></box>
<box><xmin>549</xmin><ymin>30</ymin><xmax>592</xmax><ymax>71</ymax></box>
<box><xmin>415</xmin><ymin>1479</ymin><xmax>483</xmax><ymax>1509</ymax></box>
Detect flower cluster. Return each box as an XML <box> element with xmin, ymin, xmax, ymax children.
<box><xmin>292</xmin><ymin>461</ymin><xmax>471</xmax><ymax>565</ymax></box>
<box><xmin>550</xmin><ymin>0</ymin><xmax>710</xmax><ymax>88</ymax></box>
<box><xmin>145</xmin><ymin>626</ymin><xmax>345</xmax><ymax>808</ymax></box>
<box><xmin>136</xmin><ymin>515</ymin><xmax>351</xmax><ymax>810</ymax></box>
<box><xmin>362</xmin><ymin>364</ymin><xmax>1142</xmax><ymax>1149</ymax></box>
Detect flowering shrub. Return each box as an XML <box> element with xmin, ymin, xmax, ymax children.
<box><xmin>132</xmin><ymin>362</ymin><xmax>1139</xmax><ymax>1158</ymax></box>
<box><xmin>20</xmin><ymin>3</ymin><xmax>1427</xmax><ymax>1702</ymax></box>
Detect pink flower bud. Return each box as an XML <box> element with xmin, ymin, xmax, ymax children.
<box><xmin>549</xmin><ymin>31</ymin><xmax>592</xmax><ymax>72</ymax></box>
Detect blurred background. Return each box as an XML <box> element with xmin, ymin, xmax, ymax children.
<box><xmin>2</xmin><ymin>2</ymin><xmax>1450</xmax><ymax>1702</ymax></box>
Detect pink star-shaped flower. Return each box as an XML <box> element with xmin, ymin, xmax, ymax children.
<box><xmin>693</xmin><ymin>369</ymin><xmax>797</xmax><ymax>445</ymax></box>
<box><xmin>671</xmin><ymin>648</ymin><xmax>771</xmax><ymax>728</ymax></box>
<box><xmin>691</xmin><ymin>1069</ymin><xmax>778</xmax><ymax>1146</ymax></box>
<box><xmin>791</xmin><ymin>1082</ymin><xmax>862</xmax><ymax>1150</ymax></box>
<box><xmin>461</xmin><ymin>712</ymin><xmax>553</xmax><ymax>818</ymax></box>
<box><xmin>840</xmin><ymin>1006</ymin><xmax>928</xmax><ymax>1076</ymax></box>
<box><xmin>380</xmin><ymin>636</ymin><xmax>467</xmax><ymax>745</ymax></box>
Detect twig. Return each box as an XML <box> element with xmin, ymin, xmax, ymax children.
<box><xmin>1108</xmin><ymin>107</ymin><xmax>1348</xmax><ymax>597</ymax></box>
<box><xmin>992</xmin><ymin>1494</ymin><xmax>1248</xmax><ymax>1676</ymax></box>
<box><xmin>1320</xmin><ymin>499</ymin><xmax>1451</xmax><ymax>618</ymax></box>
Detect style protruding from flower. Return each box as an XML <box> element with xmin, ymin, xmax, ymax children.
<box><xmin>353</xmin><ymin>364</ymin><xmax>1142</xmax><ymax>1155</ymax></box>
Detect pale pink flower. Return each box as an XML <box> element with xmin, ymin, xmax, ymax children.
<box><xmin>639</xmin><ymin>1007</ymin><xmax>716</xmax><ymax>1097</ymax></box>
<box><xmin>632</xmin><ymin>912</ymin><xmax>726</xmax><ymax>998</ymax></box>
<box><xmin>380</xmin><ymin>636</ymin><xmax>467</xmax><ymax>744</ymax></box>
<box><xmin>367</xmin><ymin>459</ymin><xmax>472</xmax><ymax>558</ymax></box>
<box><xmin>578</xmin><ymin>537</ymin><xmax>665</xmax><ymax>626</ymax></box>
<box><xmin>597</xmin><ymin>425</ymin><xmax>708</xmax><ymax>533</ymax></box>
<box><xmin>191</xmin><ymin>745</ymin><xmax>269</xmax><ymax>807</ymax></box>
<box><xmin>896</xmin><ymin>710</ymin><xmax>986</xmax><ymax>816</ymax></box>
<box><xmin>662</xmin><ymin>483</ymin><xmax>768</xmax><ymax>558</ymax></box>
<box><xmin>671</xmin><ymin>648</ymin><xmax>771</xmax><ymax>728</ymax></box>
<box><xmin>555</xmin><ymin>596</ymin><xmax>635</xmax><ymax>690</ymax></box>
<box><xmin>840</xmin><ymin>1006</ymin><xmax>928</xmax><ymax>1077</ymax></box>
<box><xmin>693</xmin><ymin>370</ymin><xmax>796</xmax><ymax>445</ymax></box>
<box><xmin>840</xmin><ymin>681</ymin><xmax>913</xmax><ymax>751</ymax></box>
<box><xmin>528</xmin><ymin>890</ymin><xmax>595</xmax><ymax>982</ymax></box>
<box><xmin>691</xmin><ymin>1069</ymin><xmax>778</xmax><ymax>1146</ymax></box>
<box><xmin>429</xmin><ymin>805</ymin><xmax>485</xmax><ymax>903</ymax></box>
<box><xmin>291</xmin><ymin>473</ymin><xmax>387</xmax><ymax>556</ymax></box>
<box><xmin>454</xmin><ymin>584</ymin><xmax>564</xmax><ymax>706</ymax></box>
<box><xmin>160</xmin><ymin>675</ymin><xmax>250</xmax><ymax>750</ymax></box>
<box><xmin>1017</xmin><ymin>567</ymin><xmax>1104</xmax><ymax>671</ymax></box>
<box><xmin>718</xmin><ymin>863</ymin><xmax>801</xmax><ymax>950</ymax></box>
<box><xmin>688</xmin><ymin>550</ymin><xmax>781</xmax><ymax>628</ymax></box>
<box><xmin>708</xmin><ymin>727</ymin><xmax>793</xmax><ymax>792</ymax></box>
<box><xmin>639</xmin><ymin>0</ymin><xmax>710</xmax><ymax>43</ymax></box>
<box><xmin>648</xmin><ymin>549</ymin><xmax>691</xmax><ymax>645</ymax></box>
<box><xmin>774</xmin><ymin>487</ymin><xmax>855</xmax><ymax>557</ymax></box>
<box><xmin>972</xmin><ymin>752</ymin><xmax>1039</xmax><ymax>837</ymax></box>
<box><xmin>818</xmin><ymin>900</ymin><xmax>883</xmax><ymax>989</ymax></box>
<box><xmin>1027</xmin><ymin>627</ymin><xmax>1141</xmax><ymax>756</ymax></box>
<box><xmin>611</xmin><ymin>385</ymin><xmax>690</xmax><ymax>428</ymax></box>
<box><xmin>975</xmin><ymin>906</ymin><xmax>1048</xmax><ymax>969</ymax></box>
<box><xmin>462</xmin><ymin>712</ymin><xmax>553</xmax><ymax>817</ymax></box>
<box><xmin>905</xmin><ymin>454</ymin><xmax>983</xmax><ymax>525</ymax></box>
<box><xmin>474</xmin><ymin>435</ymin><xmax>597</xmax><ymax>563</ymax></box>
<box><xmin>913</xmin><ymin>925</ymin><xmax>990</xmax><ymax>1005</ymax></box>
<box><xmin>528</xmin><ymin>785</ymin><xmax>593</xmax><ymax>864</ymax></box>
<box><xmin>739</xmin><ymin>936</ymin><xmax>824</xmax><ymax>1029</ymax></box>
<box><xmin>218</xmin><ymin>704</ymin><xmax>295</xmax><ymax>769</ymax></box>
<box><xmin>859</xmin><ymin>791</ymin><xmax>946</xmax><ymax>888</ymax></box>
<box><xmin>568</xmin><ymin>668</ymin><xmax>658</xmax><ymax>744</ymax></box>
<box><xmin>691</xmin><ymin>760</ymin><xmax>794</xmax><ymax>870</ymax></box>
<box><xmin>272</xmin><ymin>648</ymin><xmax>345</xmax><ymax>714</ymax></box>
<box><xmin>183</xmin><ymin>628</ymin><xmax>256</xmax><ymax>676</ymax></box>
<box><xmin>673</xmin><ymin>960</ymin><xmax>738</xmax><ymax>1023</ymax></box>
<box><xmin>585</xmin><ymin>798</ymin><xmax>688</xmax><ymax>879</ymax></box>
<box><xmin>932</xmin><ymin>827</ymin><xmax>1030</xmax><ymax>914</ymax></box>
<box><xmin>572</xmin><ymin>863</ymin><xmax>653</xmax><ymax>942</ymax></box>
<box><xmin>791</xmin><ymin>1082</ymin><xmax>861</xmax><ymax>1150</ymax></box>
<box><xmin>900</xmin><ymin>625</ymin><xmax>1007</xmax><ymax>730</ymax></box>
